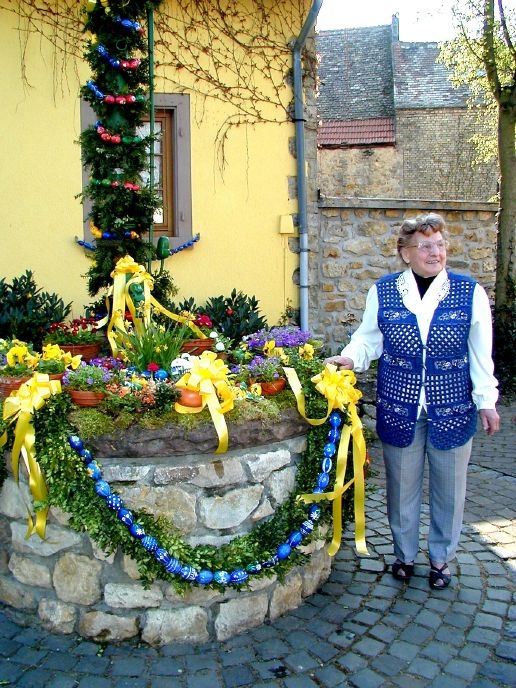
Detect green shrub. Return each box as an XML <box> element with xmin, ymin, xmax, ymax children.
<box><xmin>0</xmin><ymin>271</ymin><xmax>71</xmax><ymax>349</ymax></box>
<box><xmin>203</xmin><ymin>289</ymin><xmax>268</xmax><ymax>344</ymax></box>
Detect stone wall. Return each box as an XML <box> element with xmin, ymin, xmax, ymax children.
<box><xmin>0</xmin><ymin>434</ymin><xmax>333</xmax><ymax>646</ymax></box>
<box><xmin>309</xmin><ymin>198</ymin><xmax>498</xmax><ymax>354</ymax></box>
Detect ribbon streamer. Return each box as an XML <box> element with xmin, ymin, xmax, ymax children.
<box><xmin>174</xmin><ymin>351</ymin><xmax>234</xmax><ymax>453</ymax></box>
<box><xmin>283</xmin><ymin>364</ymin><xmax>369</xmax><ymax>556</ymax></box>
<box><xmin>0</xmin><ymin>374</ymin><xmax>62</xmax><ymax>539</ymax></box>
<box><xmin>98</xmin><ymin>255</ymin><xmax>205</xmax><ymax>356</ymax></box>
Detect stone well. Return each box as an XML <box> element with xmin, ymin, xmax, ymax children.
<box><xmin>0</xmin><ymin>410</ymin><xmax>334</xmax><ymax>646</ymax></box>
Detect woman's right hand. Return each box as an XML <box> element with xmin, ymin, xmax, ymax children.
<box><xmin>323</xmin><ymin>355</ymin><xmax>354</xmax><ymax>370</ymax></box>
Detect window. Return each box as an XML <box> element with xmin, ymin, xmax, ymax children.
<box><xmin>81</xmin><ymin>93</ymin><xmax>192</xmax><ymax>249</ymax></box>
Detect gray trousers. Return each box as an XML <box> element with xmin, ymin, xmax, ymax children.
<box><xmin>382</xmin><ymin>412</ymin><xmax>473</xmax><ymax>564</ymax></box>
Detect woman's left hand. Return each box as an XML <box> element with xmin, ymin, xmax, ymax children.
<box><xmin>479</xmin><ymin>408</ymin><xmax>501</xmax><ymax>435</ymax></box>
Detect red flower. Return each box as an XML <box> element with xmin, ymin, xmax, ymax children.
<box><xmin>194</xmin><ymin>314</ymin><xmax>213</xmax><ymax>329</ymax></box>
<box><xmin>147</xmin><ymin>362</ymin><xmax>159</xmax><ymax>373</ymax></box>
<box><xmin>226</xmin><ymin>308</ymin><xmax>233</xmax><ymax>315</ymax></box>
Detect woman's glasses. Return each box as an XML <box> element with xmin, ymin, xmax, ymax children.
<box><xmin>408</xmin><ymin>240</ymin><xmax>449</xmax><ymax>253</ymax></box>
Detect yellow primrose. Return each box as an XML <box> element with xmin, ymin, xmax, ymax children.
<box><xmin>41</xmin><ymin>344</ymin><xmax>63</xmax><ymax>360</ymax></box>
<box><xmin>263</xmin><ymin>341</ymin><xmax>276</xmax><ymax>356</ymax></box>
<box><xmin>6</xmin><ymin>345</ymin><xmax>30</xmax><ymax>366</ymax></box>
<box><xmin>298</xmin><ymin>343</ymin><xmax>314</xmax><ymax>360</ymax></box>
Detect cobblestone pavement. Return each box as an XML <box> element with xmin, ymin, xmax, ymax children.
<box><xmin>1</xmin><ymin>401</ymin><xmax>515</xmax><ymax>688</ymax></box>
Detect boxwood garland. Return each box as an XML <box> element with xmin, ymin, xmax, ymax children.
<box><xmin>2</xmin><ymin>391</ymin><xmax>357</xmax><ymax>592</ymax></box>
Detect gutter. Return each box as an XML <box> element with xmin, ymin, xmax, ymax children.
<box><xmin>292</xmin><ymin>0</ymin><xmax>323</xmax><ymax>332</ymax></box>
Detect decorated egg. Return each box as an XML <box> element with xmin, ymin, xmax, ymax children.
<box><xmin>179</xmin><ymin>565</ymin><xmax>197</xmax><ymax>581</ymax></box>
<box><xmin>329</xmin><ymin>411</ymin><xmax>342</xmax><ymax>427</ymax></box>
<box><xmin>300</xmin><ymin>519</ymin><xmax>314</xmax><ymax>536</ymax></box>
<box><xmin>317</xmin><ymin>472</ymin><xmax>330</xmax><ymax>489</ymax></box>
<box><xmin>165</xmin><ymin>557</ymin><xmax>182</xmax><ymax>574</ymax></box>
<box><xmin>196</xmin><ymin>570</ymin><xmax>214</xmax><ymax>585</ymax></box>
<box><xmin>86</xmin><ymin>462</ymin><xmax>102</xmax><ymax>480</ymax></box>
<box><xmin>261</xmin><ymin>555</ymin><xmax>279</xmax><ymax>568</ymax></box>
<box><xmin>117</xmin><ymin>508</ymin><xmax>133</xmax><ymax>525</ymax></box>
<box><xmin>129</xmin><ymin>522</ymin><xmax>145</xmax><ymax>539</ymax></box>
<box><xmin>321</xmin><ymin>457</ymin><xmax>333</xmax><ymax>473</ymax></box>
<box><xmin>229</xmin><ymin>569</ymin><xmax>248</xmax><ymax>584</ymax></box>
<box><xmin>154</xmin><ymin>369</ymin><xmax>168</xmax><ymax>381</ymax></box>
<box><xmin>246</xmin><ymin>562</ymin><xmax>262</xmax><ymax>574</ymax></box>
<box><xmin>68</xmin><ymin>435</ymin><xmax>83</xmax><ymax>452</ymax></box>
<box><xmin>308</xmin><ymin>504</ymin><xmax>321</xmax><ymax>521</ymax></box>
<box><xmin>80</xmin><ymin>448</ymin><xmax>92</xmax><ymax>462</ymax></box>
<box><xmin>323</xmin><ymin>442</ymin><xmax>336</xmax><ymax>458</ymax></box>
<box><xmin>277</xmin><ymin>543</ymin><xmax>291</xmax><ymax>560</ymax></box>
<box><xmin>94</xmin><ymin>480</ymin><xmax>111</xmax><ymax>498</ymax></box>
<box><xmin>154</xmin><ymin>548</ymin><xmax>170</xmax><ymax>565</ymax></box>
<box><xmin>213</xmin><ymin>570</ymin><xmax>231</xmax><ymax>585</ymax></box>
<box><xmin>141</xmin><ymin>535</ymin><xmax>158</xmax><ymax>552</ymax></box>
<box><xmin>328</xmin><ymin>427</ymin><xmax>340</xmax><ymax>442</ymax></box>
<box><xmin>288</xmin><ymin>531</ymin><xmax>303</xmax><ymax>547</ymax></box>
<box><xmin>106</xmin><ymin>494</ymin><xmax>123</xmax><ymax>511</ymax></box>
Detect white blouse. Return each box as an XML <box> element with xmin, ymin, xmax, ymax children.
<box><xmin>341</xmin><ymin>269</ymin><xmax>499</xmax><ymax>410</ymax></box>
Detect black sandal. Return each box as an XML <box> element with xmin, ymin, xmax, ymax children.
<box><xmin>429</xmin><ymin>563</ymin><xmax>451</xmax><ymax>590</ymax></box>
<box><xmin>391</xmin><ymin>560</ymin><xmax>414</xmax><ymax>581</ymax></box>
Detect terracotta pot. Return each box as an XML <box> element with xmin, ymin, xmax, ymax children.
<box><xmin>259</xmin><ymin>378</ymin><xmax>287</xmax><ymax>396</ymax></box>
<box><xmin>0</xmin><ymin>375</ymin><xmax>31</xmax><ymax>398</ymax></box>
<box><xmin>177</xmin><ymin>388</ymin><xmax>203</xmax><ymax>408</ymax></box>
<box><xmin>67</xmin><ymin>389</ymin><xmax>105</xmax><ymax>407</ymax></box>
<box><xmin>58</xmin><ymin>342</ymin><xmax>101</xmax><ymax>362</ymax></box>
<box><xmin>180</xmin><ymin>339</ymin><xmax>213</xmax><ymax>356</ymax></box>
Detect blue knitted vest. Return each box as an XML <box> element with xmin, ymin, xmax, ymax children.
<box><xmin>376</xmin><ymin>271</ymin><xmax>477</xmax><ymax>449</ymax></box>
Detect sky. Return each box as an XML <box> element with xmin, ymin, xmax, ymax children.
<box><xmin>316</xmin><ymin>0</ymin><xmax>458</xmax><ymax>42</ymax></box>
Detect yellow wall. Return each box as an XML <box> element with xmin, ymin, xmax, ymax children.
<box><xmin>0</xmin><ymin>1</ymin><xmax>309</xmax><ymax>324</ymax></box>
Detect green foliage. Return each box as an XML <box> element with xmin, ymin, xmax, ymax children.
<box><xmin>203</xmin><ymin>289</ymin><xmax>268</xmax><ymax>344</ymax></box>
<box><xmin>20</xmin><ymin>390</ymin><xmax>362</xmax><ymax>591</ymax></box>
<box><xmin>113</xmin><ymin>321</ymin><xmax>191</xmax><ymax>370</ymax></box>
<box><xmin>0</xmin><ymin>271</ymin><xmax>71</xmax><ymax>350</ymax></box>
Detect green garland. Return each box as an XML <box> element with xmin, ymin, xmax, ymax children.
<box><xmin>1</xmin><ymin>390</ymin><xmax>357</xmax><ymax>592</ymax></box>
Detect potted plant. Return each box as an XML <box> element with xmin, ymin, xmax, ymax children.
<box><xmin>44</xmin><ymin>317</ymin><xmax>103</xmax><ymax>361</ymax></box>
<box><xmin>233</xmin><ymin>354</ymin><xmax>287</xmax><ymax>396</ymax></box>
<box><xmin>113</xmin><ymin>321</ymin><xmax>192</xmax><ymax>374</ymax></box>
<box><xmin>0</xmin><ymin>340</ymin><xmax>81</xmax><ymax>397</ymax></box>
<box><xmin>62</xmin><ymin>360</ymin><xmax>117</xmax><ymax>406</ymax></box>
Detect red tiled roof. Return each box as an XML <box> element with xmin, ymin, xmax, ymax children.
<box><xmin>318</xmin><ymin>117</ymin><xmax>395</xmax><ymax>147</ymax></box>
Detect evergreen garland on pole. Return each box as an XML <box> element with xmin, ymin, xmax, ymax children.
<box><xmin>79</xmin><ymin>0</ymin><xmax>166</xmax><ymax>298</ymax></box>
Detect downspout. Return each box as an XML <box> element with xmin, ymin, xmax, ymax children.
<box><xmin>292</xmin><ymin>0</ymin><xmax>323</xmax><ymax>331</ymax></box>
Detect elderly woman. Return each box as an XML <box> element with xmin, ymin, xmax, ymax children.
<box><xmin>326</xmin><ymin>213</ymin><xmax>500</xmax><ymax>589</ymax></box>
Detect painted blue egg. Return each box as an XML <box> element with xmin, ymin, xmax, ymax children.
<box><xmin>300</xmin><ymin>519</ymin><xmax>314</xmax><ymax>536</ymax></box>
<box><xmin>180</xmin><ymin>565</ymin><xmax>198</xmax><ymax>581</ymax></box>
<box><xmin>246</xmin><ymin>562</ymin><xmax>262</xmax><ymax>574</ymax></box>
<box><xmin>312</xmin><ymin>487</ymin><xmax>324</xmax><ymax>494</ymax></box>
<box><xmin>129</xmin><ymin>522</ymin><xmax>145</xmax><ymax>539</ymax></box>
<box><xmin>329</xmin><ymin>411</ymin><xmax>342</xmax><ymax>427</ymax></box>
<box><xmin>196</xmin><ymin>570</ymin><xmax>214</xmax><ymax>585</ymax></box>
<box><xmin>86</xmin><ymin>462</ymin><xmax>102</xmax><ymax>480</ymax></box>
<box><xmin>288</xmin><ymin>531</ymin><xmax>303</xmax><ymax>547</ymax></box>
<box><xmin>141</xmin><ymin>535</ymin><xmax>158</xmax><ymax>552</ymax></box>
<box><xmin>68</xmin><ymin>435</ymin><xmax>83</xmax><ymax>452</ymax></box>
<box><xmin>321</xmin><ymin>457</ymin><xmax>333</xmax><ymax>473</ymax></box>
<box><xmin>328</xmin><ymin>427</ymin><xmax>341</xmax><ymax>442</ymax></box>
<box><xmin>117</xmin><ymin>508</ymin><xmax>133</xmax><ymax>526</ymax></box>
<box><xmin>323</xmin><ymin>442</ymin><xmax>336</xmax><ymax>458</ymax></box>
<box><xmin>106</xmin><ymin>494</ymin><xmax>123</xmax><ymax>511</ymax></box>
<box><xmin>140</xmin><ymin>370</ymin><xmax>151</xmax><ymax>378</ymax></box>
<box><xmin>213</xmin><ymin>570</ymin><xmax>231</xmax><ymax>585</ymax></box>
<box><xmin>309</xmin><ymin>505</ymin><xmax>321</xmax><ymax>521</ymax></box>
<box><xmin>94</xmin><ymin>480</ymin><xmax>111</xmax><ymax>498</ymax></box>
<box><xmin>229</xmin><ymin>569</ymin><xmax>248</xmax><ymax>584</ymax></box>
<box><xmin>277</xmin><ymin>543</ymin><xmax>291</xmax><ymax>560</ymax></box>
<box><xmin>155</xmin><ymin>548</ymin><xmax>170</xmax><ymax>565</ymax></box>
<box><xmin>317</xmin><ymin>472</ymin><xmax>330</xmax><ymax>489</ymax></box>
<box><xmin>165</xmin><ymin>557</ymin><xmax>182</xmax><ymax>574</ymax></box>
<box><xmin>261</xmin><ymin>555</ymin><xmax>279</xmax><ymax>569</ymax></box>
<box><xmin>154</xmin><ymin>369</ymin><xmax>168</xmax><ymax>381</ymax></box>
<box><xmin>80</xmin><ymin>448</ymin><xmax>92</xmax><ymax>462</ymax></box>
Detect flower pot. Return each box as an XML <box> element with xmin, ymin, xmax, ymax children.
<box><xmin>180</xmin><ymin>339</ymin><xmax>213</xmax><ymax>356</ymax></box>
<box><xmin>58</xmin><ymin>343</ymin><xmax>101</xmax><ymax>362</ymax></box>
<box><xmin>259</xmin><ymin>378</ymin><xmax>287</xmax><ymax>396</ymax></box>
<box><xmin>177</xmin><ymin>388</ymin><xmax>203</xmax><ymax>408</ymax></box>
<box><xmin>0</xmin><ymin>375</ymin><xmax>31</xmax><ymax>398</ymax></box>
<box><xmin>67</xmin><ymin>389</ymin><xmax>105</xmax><ymax>407</ymax></box>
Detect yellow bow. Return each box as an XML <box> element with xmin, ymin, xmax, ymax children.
<box><xmin>174</xmin><ymin>351</ymin><xmax>234</xmax><ymax>453</ymax></box>
<box><xmin>0</xmin><ymin>374</ymin><xmax>62</xmax><ymax>539</ymax></box>
<box><xmin>283</xmin><ymin>364</ymin><xmax>369</xmax><ymax>557</ymax></box>
<box><xmin>99</xmin><ymin>256</ymin><xmax>205</xmax><ymax>356</ymax></box>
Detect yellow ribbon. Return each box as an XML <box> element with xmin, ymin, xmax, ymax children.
<box><xmin>174</xmin><ymin>351</ymin><xmax>234</xmax><ymax>453</ymax></box>
<box><xmin>283</xmin><ymin>364</ymin><xmax>369</xmax><ymax>556</ymax></box>
<box><xmin>0</xmin><ymin>374</ymin><xmax>62</xmax><ymax>539</ymax></box>
<box><xmin>100</xmin><ymin>256</ymin><xmax>206</xmax><ymax>356</ymax></box>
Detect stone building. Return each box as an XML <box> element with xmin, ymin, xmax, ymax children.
<box><xmin>315</xmin><ymin>17</ymin><xmax>497</xmax><ymax>202</ymax></box>
<box><xmin>306</xmin><ymin>17</ymin><xmax>499</xmax><ymax>353</ymax></box>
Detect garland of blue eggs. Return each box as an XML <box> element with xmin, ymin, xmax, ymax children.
<box><xmin>66</xmin><ymin>410</ymin><xmax>345</xmax><ymax>588</ymax></box>
<box><xmin>95</xmin><ymin>45</ymin><xmax>141</xmax><ymax>70</ymax></box>
<box><xmin>75</xmin><ymin>232</ymin><xmax>201</xmax><ymax>255</ymax></box>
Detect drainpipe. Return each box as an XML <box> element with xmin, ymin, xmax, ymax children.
<box><xmin>292</xmin><ymin>0</ymin><xmax>323</xmax><ymax>332</ymax></box>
